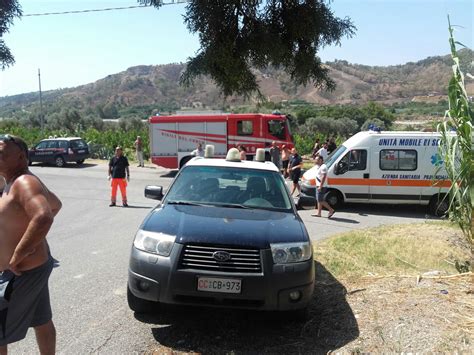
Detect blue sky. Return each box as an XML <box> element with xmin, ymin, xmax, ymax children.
<box><xmin>0</xmin><ymin>0</ymin><xmax>472</xmax><ymax>97</ymax></box>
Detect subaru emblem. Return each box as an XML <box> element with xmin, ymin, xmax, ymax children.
<box><xmin>213</xmin><ymin>251</ymin><xmax>231</xmax><ymax>262</ymax></box>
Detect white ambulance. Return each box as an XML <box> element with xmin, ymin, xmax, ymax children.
<box><xmin>299</xmin><ymin>131</ymin><xmax>451</xmax><ymax>216</ymax></box>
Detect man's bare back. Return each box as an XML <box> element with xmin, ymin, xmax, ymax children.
<box><xmin>0</xmin><ymin>174</ymin><xmax>61</xmax><ymax>272</ymax></box>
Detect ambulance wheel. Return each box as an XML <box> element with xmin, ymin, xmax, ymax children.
<box><xmin>325</xmin><ymin>190</ymin><xmax>343</xmax><ymax>209</ymax></box>
<box><xmin>179</xmin><ymin>156</ymin><xmax>192</xmax><ymax>169</ymax></box>
<box><xmin>429</xmin><ymin>194</ymin><xmax>449</xmax><ymax>217</ymax></box>
<box><xmin>55</xmin><ymin>156</ymin><xmax>65</xmax><ymax>167</ymax></box>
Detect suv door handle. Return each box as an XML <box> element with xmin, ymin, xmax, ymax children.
<box><xmin>363</xmin><ymin>173</ymin><xmax>370</xmax><ymax>179</ymax></box>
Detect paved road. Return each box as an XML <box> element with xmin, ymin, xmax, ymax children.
<box><xmin>9</xmin><ymin>161</ymin><xmax>436</xmax><ymax>353</ymax></box>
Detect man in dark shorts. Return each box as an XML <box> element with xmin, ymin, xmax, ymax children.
<box><xmin>0</xmin><ymin>134</ymin><xmax>62</xmax><ymax>354</ymax></box>
<box><xmin>287</xmin><ymin>147</ymin><xmax>303</xmax><ymax>196</ymax></box>
<box><xmin>312</xmin><ymin>155</ymin><xmax>335</xmax><ymax>218</ymax></box>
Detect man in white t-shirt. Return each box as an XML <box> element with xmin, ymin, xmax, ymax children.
<box><xmin>191</xmin><ymin>143</ymin><xmax>205</xmax><ymax>157</ymax></box>
<box><xmin>316</xmin><ymin>142</ymin><xmax>329</xmax><ymax>161</ymax></box>
<box><xmin>312</xmin><ymin>154</ymin><xmax>335</xmax><ymax>218</ymax></box>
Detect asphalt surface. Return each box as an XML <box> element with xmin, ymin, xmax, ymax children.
<box><xmin>9</xmin><ymin>161</ymin><xmax>436</xmax><ymax>354</ymax></box>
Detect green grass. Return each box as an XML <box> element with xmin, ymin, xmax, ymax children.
<box><xmin>314</xmin><ymin>222</ymin><xmax>470</xmax><ymax>280</ymax></box>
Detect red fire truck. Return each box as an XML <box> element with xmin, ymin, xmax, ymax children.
<box><xmin>149</xmin><ymin>112</ymin><xmax>294</xmax><ymax>169</ymax></box>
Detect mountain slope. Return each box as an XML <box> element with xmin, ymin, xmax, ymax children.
<box><xmin>0</xmin><ymin>49</ymin><xmax>472</xmax><ymax>117</ymax></box>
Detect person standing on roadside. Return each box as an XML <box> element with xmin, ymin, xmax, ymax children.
<box><xmin>312</xmin><ymin>154</ymin><xmax>335</xmax><ymax>218</ymax></box>
<box><xmin>134</xmin><ymin>136</ymin><xmax>144</xmax><ymax>167</ymax></box>
<box><xmin>287</xmin><ymin>147</ymin><xmax>303</xmax><ymax>196</ymax></box>
<box><xmin>269</xmin><ymin>141</ymin><xmax>281</xmax><ymax>169</ymax></box>
<box><xmin>191</xmin><ymin>142</ymin><xmax>205</xmax><ymax>157</ymax></box>
<box><xmin>281</xmin><ymin>145</ymin><xmax>290</xmax><ymax>178</ymax></box>
<box><xmin>238</xmin><ymin>145</ymin><xmax>247</xmax><ymax>161</ymax></box>
<box><xmin>317</xmin><ymin>142</ymin><xmax>329</xmax><ymax>161</ymax></box>
<box><xmin>328</xmin><ymin>137</ymin><xmax>337</xmax><ymax>154</ymax></box>
<box><xmin>0</xmin><ymin>134</ymin><xmax>62</xmax><ymax>355</ymax></box>
<box><xmin>108</xmin><ymin>146</ymin><xmax>130</xmax><ymax>207</ymax></box>
<box><xmin>312</xmin><ymin>139</ymin><xmax>321</xmax><ymax>159</ymax></box>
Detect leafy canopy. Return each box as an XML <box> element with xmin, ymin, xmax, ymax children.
<box><xmin>0</xmin><ymin>0</ymin><xmax>22</xmax><ymax>69</ymax></box>
<box><xmin>141</xmin><ymin>0</ymin><xmax>355</xmax><ymax>97</ymax></box>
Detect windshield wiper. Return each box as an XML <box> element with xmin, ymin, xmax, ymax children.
<box><xmin>213</xmin><ymin>203</ymin><xmax>252</xmax><ymax>209</ymax></box>
<box><xmin>166</xmin><ymin>200</ymin><xmax>205</xmax><ymax>206</ymax></box>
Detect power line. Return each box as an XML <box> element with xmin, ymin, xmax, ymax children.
<box><xmin>23</xmin><ymin>1</ymin><xmax>189</xmax><ymax>17</ymax></box>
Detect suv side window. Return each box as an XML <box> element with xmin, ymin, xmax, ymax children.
<box><xmin>70</xmin><ymin>139</ymin><xmax>87</xmax><ymax>149</ymax></box>
<box><xmin>58</xmin><ymin>141</ymin><xmax>68</xmax><ymax>149</ymax></box>
<box><xmin>36</xmin><ymin>141</ymin><xmax>49</xmax><ymax>149</ymax></box>
<box><xmin>46</xmin><ymin>141</ymin><xmax>58</xmax><ymax>149</ymax></box>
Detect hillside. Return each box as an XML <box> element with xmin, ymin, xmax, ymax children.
<box><xmin>0</xmin><ymin>49</ymin><xmax>472</xmax><ymax>119</ymax></box>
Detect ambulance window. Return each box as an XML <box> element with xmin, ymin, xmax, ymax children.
<box><xmin>380</xmin><ymin>150</ymin><xmax>417</xmax><ymax>171</ymax></box>
<box><xmin>237</xmin><ymin>120</ymin><xmax>253</xmax><ymax>136</ymax></box>
<box><xmin>268</xmin><ymin>120</ymin><xmax>285</xmax><ymax>140</ymax></box>
<box><xmin>337</xmin><ymin>150</ymin><xmax>367</xmax><ymax>173</ymax></box>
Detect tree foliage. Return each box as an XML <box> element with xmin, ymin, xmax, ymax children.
<box><xmin>0</xmin><ymin>0</ymin><xmax>21</xmax><ymax>69</ymax></box>
<box><xmin>141</xmin><ymin>0</ymin><xmax>355</xmax><ymax>97</ymax></box>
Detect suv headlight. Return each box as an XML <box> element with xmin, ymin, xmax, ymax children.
<box><xmin>270</xmin><ymin>242</ymin><xmax>312</xmax><ymax>264</ymax></box>
<box><xmin>133</xmin><ymin>229</ymin><xmax>176</xmax><ymax>256</ymax></box>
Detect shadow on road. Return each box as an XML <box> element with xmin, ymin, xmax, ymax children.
<box><xmin>160</xmin><ymin>170</ymin><xmax>178</xmax><ymax>178</ymax></box>
<box><xmin>326</xmin><ymin>216</ymin><xmax>360</xmax><ymax>224</ymax></box>
<box><xmin>302</xmin><ymin>202</ymin><xmax>434</xmax><ymax>220</ymax></box>
<box><xmin>30</xmin><ymin>162</ymin><xmax>97</xmax><ymax>169</ymax></box>
<box><xmin>123</xmin><ymin>205</ymin><xmax>154</xmax><ymax>210</ymax></box>
<box><xmin>134</xmin><ymin>261</ymin><xmax>359</xmax><ymax>353</ymax></box>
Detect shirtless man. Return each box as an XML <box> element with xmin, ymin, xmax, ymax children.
<box><xmin>0</xmin><ymin>134</ymin><xmax>62</xmax><ymax>355</ymax></box>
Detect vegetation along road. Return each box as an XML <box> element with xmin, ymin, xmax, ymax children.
<box><xmin>10</xmin><ymin>161</ymin><xmax>439</xmax><ymax>353</ymax></box>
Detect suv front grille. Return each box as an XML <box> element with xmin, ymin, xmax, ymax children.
<box><xmin>179</xmin><ymin>244</ymin><xmax>262</xmax><ymax>273</ymax></box>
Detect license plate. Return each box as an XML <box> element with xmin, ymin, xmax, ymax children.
<box><xmin>197</xmin><ymin>277</ymin><xmax>241</xmax><ymax>294</ymax></box>
<box><xmin>78</xmin><ymin>150</ymin><xmax>85</xmax><ymax>153</ymax></box>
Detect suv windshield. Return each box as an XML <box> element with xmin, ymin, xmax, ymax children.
<box><xmin>165</xmin><ymin>166</ymin><xmax>292</xmax><ymax>211</ymax></box>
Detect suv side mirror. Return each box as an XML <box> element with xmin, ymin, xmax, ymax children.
<box><xmin>144</xmin><ymin>185</ymin><xmax>163</xmax><ymax>200</ymax></box>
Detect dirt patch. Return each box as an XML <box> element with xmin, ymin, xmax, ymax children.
<box><xmin>338</xmin><ymin>275</ymin><xmax>473</xmax><ymax>352</ymax></box>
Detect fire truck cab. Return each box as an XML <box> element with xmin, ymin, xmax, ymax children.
<box><xmin>149</xmin><ymin>113</ymin><xmax>294</xmax><ymax>169</ymax></box>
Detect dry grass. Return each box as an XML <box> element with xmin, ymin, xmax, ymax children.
<box><xmin>315</xmin><ymin>221</ymin><xmax>471</xmax><ymax>280</ymax></box>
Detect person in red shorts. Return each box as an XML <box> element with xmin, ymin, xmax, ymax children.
<box><xmin>108</xmin><ymin>146</ymin><xmax>130</xmax><ymax>207</ymax></box>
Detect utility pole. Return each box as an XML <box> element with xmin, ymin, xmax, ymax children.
<box><xmin>38</xmin><ymin>68</ymin><xmax>44</xmax><ymax>133</ymax></box>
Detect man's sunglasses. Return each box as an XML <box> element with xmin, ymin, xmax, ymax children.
<box><xmin>0</xmin><ymin>134</ymin><xmax>29</xmax><ymax>156</ymax></box>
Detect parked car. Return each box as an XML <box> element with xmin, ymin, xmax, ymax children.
<box><xmin>127</xmin><ymin>148</ymin><xmax>315</xmax><ymax>318</ymax></box>
<box><xmin>28</xmin><ymin>137</ymin><xmax>90</xmax><ymax>167</ymax></box>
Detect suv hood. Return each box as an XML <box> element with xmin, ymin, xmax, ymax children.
<box><xmin>141</xmin><ymin>204</ymin><xmax>308</xmax><ymax>249</ymax></box>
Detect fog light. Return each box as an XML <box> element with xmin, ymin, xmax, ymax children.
<box><xmin>289</xmin><ymin>290</ymin><xmax>302</xmax><ymax>302</ymax></box>
<box><xmin>137</xmin><ymin>280</ymin><xmax>150</xmax><ymax>292</ymax></box>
